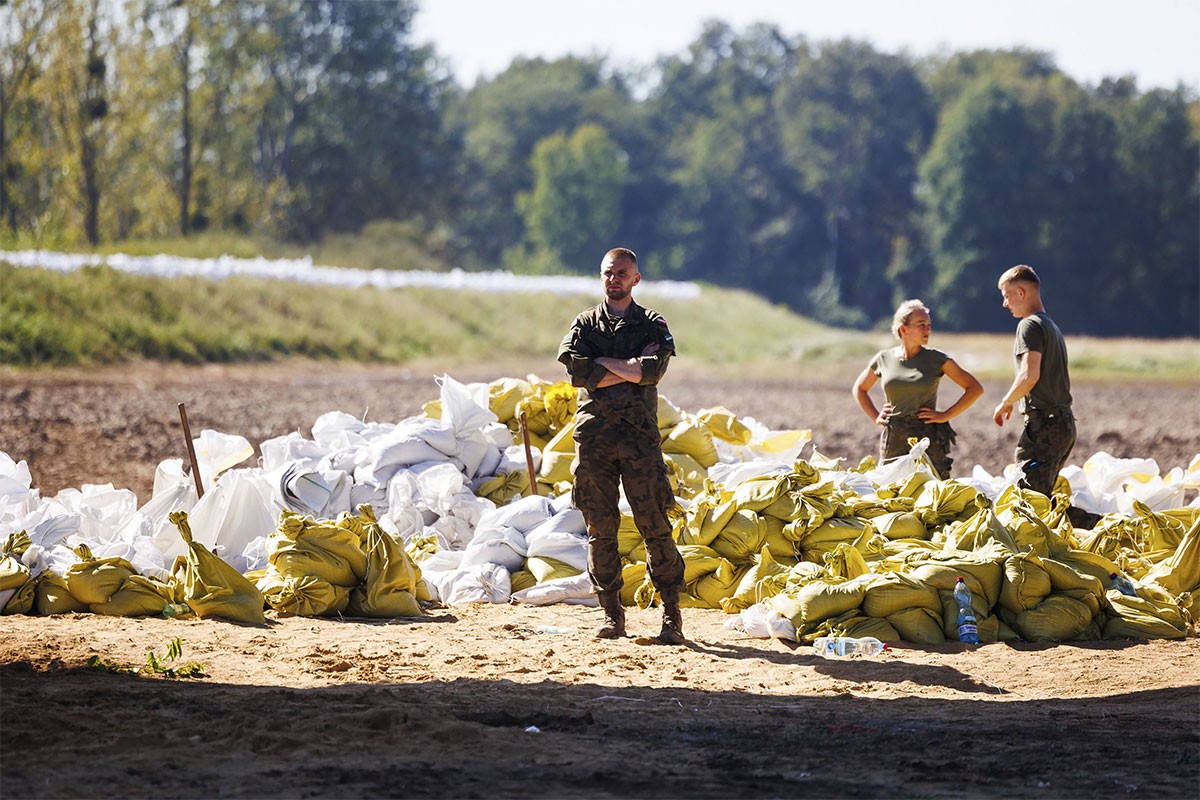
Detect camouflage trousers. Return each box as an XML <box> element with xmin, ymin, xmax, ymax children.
<box><xmin>1016</xmin><ymin>406</ymin><xmax>1077</xmax><ymax>498</ymax></box>
<box><xmin>881</xmin><ymin>416</ymin><xmax>956</xmax><ymax>480</ymax></box>
<box><xmin>572</xmin><ymin>416</ymin><xmax>685</xmax><ymax>597</ymax></box>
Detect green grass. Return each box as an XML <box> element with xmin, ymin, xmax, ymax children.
<box><xmin>3</xmin><ymin>248</ymin><xmax>1197</xmax><ymax>381</ymax></box>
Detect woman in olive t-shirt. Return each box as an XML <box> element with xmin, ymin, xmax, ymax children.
<box><xmin>852</xmin><ymin>300</ymin><xmax>984</xmax><ymax>479</ymax></box>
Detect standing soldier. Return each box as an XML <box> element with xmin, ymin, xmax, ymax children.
<box><xmin>557</xmin><ymin>247</ymin><xmax>687</xmax><ymax>644</ymax></box>
<box><xmin>992</xmin><ymin>264</ymin><xmax>1098</xmax><ymax>527</ymax></box>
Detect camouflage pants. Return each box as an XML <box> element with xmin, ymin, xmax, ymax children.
<box><xmin>572</xmin><ymin>416</ymin><xmax>684</xmax><ymax>597</ymax></box>
<box><xmin>1016</xmin><ymin>407</ymin><xmax>1076</xmax><ymax>498</ymax></box>
<box><xmin>881</xmin><ymin>416</ymin><xmax>956</xmax><ymax>480</ymax></box>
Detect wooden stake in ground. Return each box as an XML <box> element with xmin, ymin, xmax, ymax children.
<box><xmin>519</xmin><ymin>411</ymin><xmax>538</xmax><ymax>496</ymax></box>
<box><xmin>178</xmin><ymin>402</ymin><xmax>205</xmax><ymax>499</ymax></box>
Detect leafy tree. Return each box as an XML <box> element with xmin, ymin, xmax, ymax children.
<box><xmin>775</xmin><ymin>40</ymin><xmax>935</xmax><ymax>324</ymax></box>
<box><xmin>918</xmin><ymin>80</ymin><xmax>1046</xmax><ymax>330</ymax></box>
<box><xmin>516</xmin><ymin>124</ymin><xmax>627</xmax><ymax>273</ymax></box>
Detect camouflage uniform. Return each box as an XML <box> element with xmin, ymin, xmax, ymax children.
<box><xmin>1012</xmin><ymin>312</ymin><xmax>1075</xmax><ymax>498</ymax></box>
<box><xmin>557</xmin><ymin>300</ymin><xmax>685</xmax><ymax>599</ymax></box>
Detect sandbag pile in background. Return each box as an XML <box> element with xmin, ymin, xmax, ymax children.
<box><xmin>0</xmin><ymin>374</ymin><xmax>1196</xmax><ymax>643</ymax></box>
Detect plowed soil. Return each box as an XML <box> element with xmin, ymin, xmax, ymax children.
<box><xmin>1</xmin><ymin>361</ymin><xmax>1198</xmax><ymax>799</ymax></box>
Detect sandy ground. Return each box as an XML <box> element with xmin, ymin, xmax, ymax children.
<box><xmin>1</xmin><ymin>361</ymin><xmax>1199</xmax><ymax>799</ymax></box>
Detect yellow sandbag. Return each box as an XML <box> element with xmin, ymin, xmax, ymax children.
<box><xmin>617</xmin><ymin>513</ymin><xmax>645</xmax><ymax>557</ymax></box>
<box><xmin>710</xmin><ymin>510</ymin><xmax>768</xmax><ymax>562</ymax></box>
<box><xmin>475</xmin><ymin>470</ymin><xmax>530</xmax><ymax>505</ymax></box>
<box><xmin>618</xmin><ymin>562</ymin><xmax>648</xmax><ymax>607</ymax></box>
<box><xmin>914</xmin><ymin>480</ymin><xmax>980</xmax><ymax>527</ymax></box>
<box><xmin>526</xmin><ymin>556</ymin><xmax>582</xmax><ymax>583</ymax></box>
<box><xmin>731</xmin><ymin>474</ymin><xmax>792</xmax><ymax>512</ymax></box>
<box><xmin>91</xmin><ymin>574</ymin><xmax>175</xmax><ymax>617</ymax></box>
<box><xmin>697</xmin><ymin>406</ymin><xmax>753</xmax><ymax>445</ymax></box>
<box><xmin>0</xmin><ymin>555</ymin><xmax>30</xmax><ymax>592</ymax></box>
<box><xmin>764</xmin><ymin>479</ymin><xmax>835</xmax><ymax>527</ymax></box>
<box><xmin>861</xmin><ymin>572</ymin><xmax>940</xmax><ymax>618</ymax></box>
<box><xmin>1054</xmin><ymin>549</ymin><xmax>1122</xmax><ymax>586</ymax></box>
<box><xmin>995</xmin><ymin>491</ymin><xmax>1071</xmax><ymax>556</ymax></box>
<box><xmin>795</xmin><ymin>516</ymin><xmax>869</xmax><ymax>563</ymax></box>
<box><xmin>542</xmin><ymin>382</ymin><xmax>578</xmax><ymax>434</ymax></box>
<box><xmin>488</xmin><ymin>377</ymin><xmax>534</xmax><ymax>424</ymax></box>
<box><xmin>268</xmin><ymin>510</ymin><xmax>368</xmax><ymax>588</ymax></box>
<box><xmin>656</xmin><ymin>395</ymin><xmax>686</xmax><ymax>431</ymax></box>
<box><xmin>1010</xmin><ymin>594</ymin><xmax>1097</xmax><ymax>642</ymax></box>
<box><xmin>678</xmin><ymin>494</ymin><xmax>738</xmax><ymax>548</ymax></box>
<box><xmin>1041</xmin><ymin>557</ymin><xmax>1105</xmax><ymax>597</ymax></box>
<box><xmin>824</xmin><ymin>542</ymin><xmax>870</xmax><ymax>580</ymax></box>
<box><xmin>343</xmin><ymin>506</ymin><xmax>425</xmax><ymax>618</ymax></box>
<box><xmin>259</xmin><ymin>570</ymin><xmax>349</xmax><ymax>617</ymax></box>
<box><xmin>663</xmin><ymin>452</ymin><xmax>708</xmax><ymax>496</ymax></box>
<box><xmin>35</xmin><ymin>572</ymin><xmax>88</xmax><ymax>615</ymax></box>
<box><xmin>770</xmin><ymin>575</ymin><xmax>870</xmax><ymax>627</ymax></box>
<box><xmin>871</xmin><ymin>511</ymin><xmax>928</xmax><ymax>541</ymax></box>
<box><xmin>509</xmin><ymin>569</ymin><xmax>537</xmax><ymax>593</ymax></box>
<box><xmin>64</xmin><ymin>547</ymin><xmax>137</xmax><ymax>606</ymax></box>
<box><xmin>907</xmin><ymin>555</ymin><xmax>1005</xmax><ymax>609</ymax></box>
<box><xmin>999</xmin><ymin>551</ymin><xmax>1052</xmax><ymax>614</ymax></box>
<box><xmin>886</xmin><ymin>606</ymin><xmax>946</xmax><ymax>644</ymax></box>
<box><xmin>874</xmin><ymin>471</ymin><xmax>933</xmax><ymax>501</ymax></box>
<box><xmin>938</xmin><ymin>495</ymin><xmax>1020</xmax><ymax>554</ymax></box>
<box><xmin>537</xmin><ymin>424</ymin><xmax>577</xmax><ymax>487</ymax></box>
<box><xmin>169</xmin><ymin>510</ymin><xmax>266</xmax><ymax>625</ymax></box>
<box><xmin>763</xmin><ymin>516</ymin><xmax>799</xmax><ymax>560</ymax></box>
<box><xmin>1142</xmin><ymin>517</ymin><xmax>1200</xmax><ymax>596</ymax></box>
<box><xmin>1130</xmin><ymin>500</ymin><xmax>1188</xmax><ymax>552</ymax></box>
<box><xmin>689</xmin><ymin>560</ymin><xmax>741</xmax><ymax>610</ymax></box>
<box><xmin>1103</xmin><ymin>592</ymin><xmax>1191</xmax><ymax>639</ymax></box>
<box><xmin>662</xmin><ymin>419</ymin><xmax>719</xmax><ymax>468</ymax></box>
<box><xmin>721</xmin><ymin>547</ymin><xmax>790</xmax><ymax>612</ymax></box>
<box><xmin>811</xmin><ymin>610</ymin><xmax>900</xmax><ymax>643</ymax></box>
<box><xmin>1</xmin><ymin>576</ymin><xmax>34</xmax><ymax>615</ymax></box>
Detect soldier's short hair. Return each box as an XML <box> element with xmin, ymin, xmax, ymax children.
<box><xmin>605</xmin><ymin>247</ymin><xmax>638</xmax><ymax>267</ymax></box>
<box><xmin>999</xmin><ymin>264</ymin><xmax>1040</xmax><ymax>288</ymax></box>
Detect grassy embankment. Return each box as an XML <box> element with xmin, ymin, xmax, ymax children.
<box><xmin>2</xmin><ymin>238</ymin><xmax>1197</xmax><ymax>382</ymax></box>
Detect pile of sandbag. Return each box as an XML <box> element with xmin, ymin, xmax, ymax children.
<box><xmin>0</xmin><ymin>374</ymin><xmax>1196</xmax><ymax>644</ymax></box>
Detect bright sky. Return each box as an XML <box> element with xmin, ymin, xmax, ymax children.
<box><xmin>413</xmin><ymin>0</ymin><xmax>1199</xmax><ymax>92</ymax></box>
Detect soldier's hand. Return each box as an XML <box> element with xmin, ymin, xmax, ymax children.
<box><xmin>993</xmin><ymin>402</ymin><xmax>1013</xmax><ymax>427</ymax></box>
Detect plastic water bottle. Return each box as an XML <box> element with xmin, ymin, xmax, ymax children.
<box><xmin>953</xmin><ymin>577</ymin><xmax>981</xmax><ymax>644</ymax></box>
<box><xmin>1110</xmin><ymin>572</ymin><xmax>1138</xmax><ymax>597</ymax></box>
<box><xmin>812</xmin><ymin>636</ymin><xmax>887</xmax><ymax>657</ymax></box>
<box><xmin>163</xmin><ymin>603</ymin><xmax>191</xmax><ymax>618</ymax></box>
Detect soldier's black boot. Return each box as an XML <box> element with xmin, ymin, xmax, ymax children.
<box><xmin>595</xmin><ymin>591</ymin><xmax>625</xmax><ymax>639</ymax></box>
<box><xmin>657</xmin><ymin>589</ymin><xmax>686</xmax><ymax>645</ymax></box>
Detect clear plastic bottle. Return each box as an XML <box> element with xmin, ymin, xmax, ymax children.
<box><xmin>1110</xmin><ymin>572</ymin><xmax>1138</xmax><ymax>597</ymax></box>
<box><xmin>953</xmin><ymin>577</ymin><xmax>981</xmax><ymax>644</ymax></box>
<box><xmin>812</xmin><ymin>636</ymin><xmax>887</xmax><ymax>657</ymax></box>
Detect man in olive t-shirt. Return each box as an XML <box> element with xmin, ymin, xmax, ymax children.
<box><xmin>992</xmin><ymin>265</ymin><xmax>1079</xmax><ymax>501</ymax></box>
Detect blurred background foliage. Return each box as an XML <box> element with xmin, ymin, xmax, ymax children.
<box><xmin>2</xmin><ymin>1</ymin><xmax>1196</xmax><ymax>336</ymax></box>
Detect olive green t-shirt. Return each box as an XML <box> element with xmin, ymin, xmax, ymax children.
<box><xmin>1014</xmin><ymin>312</ymin><xmax>1072</xmax><ymax>411</ymax></box>
<box><xmin>868</xmin><ymin>347</ymin><xmax>950</xmax><ymax>415</ymax></box>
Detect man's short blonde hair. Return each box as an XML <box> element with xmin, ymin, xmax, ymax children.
<box><xmin>999</xmin><ymin>264</ymin><xmax>1040</xmax><ymax>288</ymax></box>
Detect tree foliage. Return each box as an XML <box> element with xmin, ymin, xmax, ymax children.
<box><xmin>2</xmin><ymin>8</ymin><xmax>1196</xmax><ymax>337</ymax></box>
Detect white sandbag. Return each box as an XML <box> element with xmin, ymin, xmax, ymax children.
<box><xmin>723</xmin><ymin>600</ymin><xmax>798</xmax><ymax>641</ymax></box>
<box><xmin>311</xmin><ymin>411</ymin><xmax>367</xmax><ymax>448</ymax></box>
<box><xmin>436</xmin><ymin>373</ymin><xmax>499</xmax><ymax>434</ymax></box>
<box><xmin>53</xmin><ymin>484</ymin><xmax>138</xmax><ymax>544</ymax></box>
<box><xmin>476</xmin><ymin>494</ymin><xmax>555</xmax><ymax>532</ymax></box>
<box><xmin>510</xmin><ymin>572</ymin><xmax>598</xmax><ymax>606</ymax></box>
<box><xmin>524</xmin><ymin>529</ymin><xmax>589</xmax><ymax>572</ymax></box>
<box><xmin>429</xmin><ymin>562</ymin><xmax>511</xmax><ymax>605</ymax></box>
<box><xmin>185</xmin><ymin>468</ymin><xmax>278</xmax><ymax>573</ymax></box>
<box><xmin>192</xmin><ymin>429</ymin><xmax>255</xmax><ymax>489</ymax></box>
<box><xmin>278</xmin><ymin>463</ymin><xmax>352</xmax><ymax>519</ymax></box>
<box><xmin>707</xmin><ymin>461</ymin><xmax>790</xmax><ymax>489</ymax></box>
<box><xmin>138</xmin><ymin>459</ymin><xmax>198</xmax><ymax>560</ymax></box>
<box><xmin>260</xmin><ymin>432</ymin><xmax>329</xmax><ymax>471</ymax></box>
<box><xmin>0</xmin><ymin>451</ymin><xmax>34</xmax><ymax>505</ymax></box>
<box><xmin>459</xmin><ymin>525</ymin><xmax>527</xmax><ymax>571</ymax></box>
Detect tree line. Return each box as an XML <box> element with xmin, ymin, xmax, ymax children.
<box><xmin>3</xmin><ymin>1</ymin><xmax>1197</xmax><ymax>336</ymax></box>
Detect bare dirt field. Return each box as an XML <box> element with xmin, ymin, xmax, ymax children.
<box><xmin>1</xmin><ymin>361</ymin><xmax>1198</xmax><ymax>799</ymax></box>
